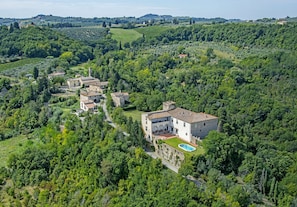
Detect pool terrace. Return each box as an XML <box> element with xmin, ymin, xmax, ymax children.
<box><xmin>163</xmin><ymin>137</ymin><xmax>205</xmax><ymax>158</ymax></box>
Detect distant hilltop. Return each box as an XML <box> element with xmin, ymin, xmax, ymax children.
<box><xmin>139</xmin><ymin>14</ymin><xmax>173</xmax><ymax>20</ymax></box>
<box><xmin>0</xmin><ymin>13</ymin><xmax>239</xmax><ymax>27</ymax></box>
<box><xmin>0</xmin><ymin>14</ymin><xmax>296</xmax><ymax>27</ymax></box>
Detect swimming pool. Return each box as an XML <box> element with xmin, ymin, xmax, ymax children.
<box><xmin>178</xmin><ymin>143</ymin><xmax>196</xmax><ymax>152</ymax></box>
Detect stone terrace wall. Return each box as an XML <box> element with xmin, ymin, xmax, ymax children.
<box><xmin>155</xmin><ymin>142</ymin><xmax>185</xmax><ymax>169</ymax></box>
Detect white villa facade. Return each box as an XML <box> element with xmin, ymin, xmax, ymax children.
<box><xmin>141</xmin><ymin>101</ymin><xmax>218</xmax><ymax>144</ymax></box>
<box><xmin>80</xmin><ymin>101</ymin><xmax>97</xmax><ymax>112</ymax></box>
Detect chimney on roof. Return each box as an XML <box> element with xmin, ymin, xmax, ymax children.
<box><xmin>163</xmin><ymin>101</ymin><xmax>176</xmax><ymax>111</ymax></box>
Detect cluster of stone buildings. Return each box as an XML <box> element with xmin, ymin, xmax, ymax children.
<box><xmin>65</xmin><ymin>69</ymin><xmax>129</xmax><ymax>112</ymax></box>
<box><xmin>66</xmin><ymin>68</ymin><xmax>108</xmax><ymax>91</ymax></box>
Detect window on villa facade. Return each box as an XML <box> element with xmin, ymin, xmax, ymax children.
<box><xmin>204</xmin><ymin>123</ymin><xmax>206</xmax><ymax>126</ymax></box>
<box><xmin>184</xmin><ymin>122</ymin><xmax>186</xmax><ymax>127</ymax></box>
<box><xmin>176</xmin><ymin>120</ymin><xmax>178</xmax><ymax>124</ymax></box>
<box><xmin>145</xmin><ymin>127</ymin><xmax>147</xmax><ymax>131</ymax></box>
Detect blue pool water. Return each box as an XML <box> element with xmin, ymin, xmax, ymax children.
<box><xmin>178</xmin><ymin>143</ymin><xmax>196</xmax><ymax>152</ymax></box>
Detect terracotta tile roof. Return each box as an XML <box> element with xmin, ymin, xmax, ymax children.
<box><xmin>85</xmin><ymin>103</ymin><xmax>96</xmax><ymax>109</ymax></box>
<box><xmin>81</xmin><ymin>100</ymin><xmax>94</xmax><ymax>104</ymax></box>
<box><xmin>148</xmin><ymin>111</ymin><xmax>171</xmax><ymax>119</ymax></box>
<box><xmin>100</xmin><ymin>81</ymin><xmax>109</xmax><ymax>86</ymax></box>
<box><xmin>168</xmin><ymin>108</ymin><xmax>217</xmax><ymax>123</ymax></box>
<box><xmin>178</xmin><ymin>54</ymin><xmax>188</xmax><ymax>58</ymax></box>
<box><xmin>111</xmin><ymin>92</ymin><xmax>129</xmax><ymax>97</ymax></box>
<box><xmin>89</xmin><ymin>81</ymin><xmax>109</xmax><ymax>87</ymax></box>
<box><xmin>80</xmin><ymin>77</ymin><xmax>96</xmax><ymax>81</ymax></box>
<box><xmin>81</xmin><ymin>79</ymin><xmax>101</xmax><ymax>85</ymax></box>
<box><xmin>80</xmin><ymin>91</ymin><xmax>101</xmax><ymax>97</ymax></box>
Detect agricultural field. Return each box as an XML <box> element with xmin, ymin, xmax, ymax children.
<box><xmin>143</xmin><ymin>41</ymin><xmax>287</xmax><ymax>61</ymax></box>
<box><xmin>110</xmin><ymin>28</ymin><xmax>142</xmax><ymax>44</ymax></box>
<box><xmin>0</xmin><ymin>58</ymin><xmax>55</xmax><ymax>78</ymax></box>
<box><xmin>0</xmin><ymin>58</ymin><xmax>42</xmax><ymax>73</ymax></box>
<box><xmin>55</xmin><ymin>27</ymin><xmax>108</xmax><ymax>42</ymax></box>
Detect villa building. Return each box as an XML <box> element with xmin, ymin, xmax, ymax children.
<box><xmin>141</xmin><ymin>101</ymin><xmax>218</xmax><ymax>145</ymax></box>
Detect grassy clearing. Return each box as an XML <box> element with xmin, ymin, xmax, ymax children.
<box><xmin>135</xmin><ymin>26</ymin><xmax>172</xmax><ymax>39</ymax></box>
<box><xmin>110</xmin><ymin>28</ymin><xmax>142</xmax><ymax>44</ymax></box>
<box><xmin>0</xmin><ymin>135</ymin><xmax>35</xmax><ymax>167</ymax></box>
<box><xmin>164</xmin><ymin>137</ymin><xmax>205</xmax><ymax>158</ymax></box>
<box><xmin>123</xmin><ymin>109</ymin><xmax>143</xmax><ymax>122</ymax></box>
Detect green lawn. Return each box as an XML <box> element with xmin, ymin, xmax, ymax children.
<box><xmin>123</xmin><ymin>109</ymin><xmax>143</xmax><ymax>122</ymax></box>
<box><xmin>0</xmin><ymin>135</ymin><xmax>33</xmax><ymax>167</ymax></box>
<box><xmin>164</xmin><ymin>137</ymin><xmax>205</xmax><ymax>158</ymax></box>
<box><xmin>110</xmin><ymin>28</ymin><xmax>142</xmax><ymax>44</ymax></box>
<box><xmin>135</xmin><ymin>25</ymin><xmax>172</xmax><ymax>39</ymax></box>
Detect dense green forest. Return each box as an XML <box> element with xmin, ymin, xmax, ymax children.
<box><xmin>0</xmin><ymin>21</ymin><xmax>297</xmax><ymax>206</ymax></box>
<box><xmin>0</xmin><ymin>24</ymin><xmax>94</xmax><ymax>62</ymax></box>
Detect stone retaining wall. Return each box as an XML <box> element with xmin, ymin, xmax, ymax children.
<box><xmin>155</xmin><ymin>142</ymin><xmax>185</xmax><ymax>169</ymax></box>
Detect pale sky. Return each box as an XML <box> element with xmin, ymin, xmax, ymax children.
<box><xmin>0</xmin><ymin>0</ymin><xmax>296</xmax><ymax>20</ymax></box>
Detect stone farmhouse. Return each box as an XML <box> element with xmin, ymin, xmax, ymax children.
<box><xmin>111</xmin><ymin>92</ymin><xmax>129</xmax><ymax>107</ymax></box>
<box><xmin>67</xmin><ymin>68</ymin><xmax>108</xmax><ymax>90</ymax></box>
<box><xmin>141</xmin><ymin>101</ymin><xmax>218</xmax><ymax>145</ymax></box>
<box><xmin>80</xmin><ymin>90</ymin><xmax>101</xmax><ymax>112</ymax></box>
<box><xmin>88</xmin><ymin>81</ymin><xmax>109</xmax><ymax>93</ymax></box>
<box><xmin>67</xmin><ymin>76</ymin><xmax>101</xmax><ymax>88</ymax></box>
<box><xmin>80</xmin><ymin>101</ymin><xmax>97</xmax><ymax>112</ymax></box>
